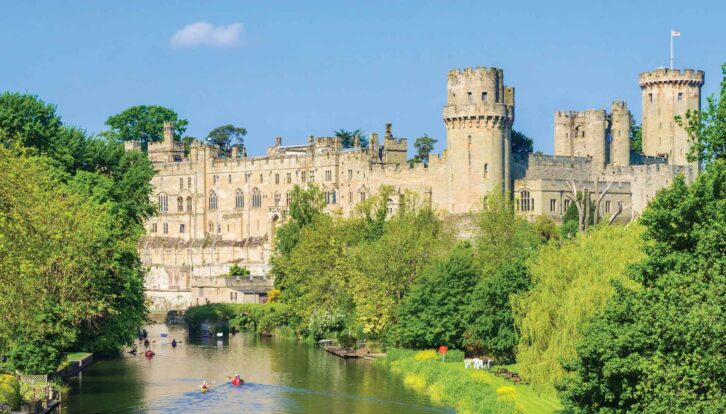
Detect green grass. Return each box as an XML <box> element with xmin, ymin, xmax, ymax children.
<box><xmin>64</xmin><ymin>352</ymin><xmax>92</xmax><ymax>362</ymax></box>
<box><xmin>382</xmin><ymin>349</ymin><xmax>568</xmax><ymax>414</ymax></box>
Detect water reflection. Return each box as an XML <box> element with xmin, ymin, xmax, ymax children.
<box><xmin>64</xmin><ymin>324</ymin><xmax>450</xmax><ymax>413</ymax></box>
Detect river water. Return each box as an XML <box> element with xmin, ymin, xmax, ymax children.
<box><xmin>63</xmin><ymin>324</ymin><xmax>448</xmax><ymax>413</ymax></box>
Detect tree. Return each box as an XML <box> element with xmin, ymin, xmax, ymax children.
<box><xmin>181</xmin><ymin>136</ymin><xmax>197</xmax><ymax>156</ymax></box>
<box><xmin>390</xmin><ymin>244</ymin><xmax>479</xmax><ymax>349</ymax></box>
<box><xmin>463</xmin><ymin>260</ymin><xmax>530</xmax><ymax>362</ymax></box>
<box><xmin>413</xmin><ymin>134</ymin><xmax>437</xmax><ymax>163</ymax></box>
<box><xmin>103</xmin><ymin>105</ymin><xmax>188</xmax><ymax>150</ymax></box>
<box><xmin>206</xmin><ymin>124</ymin><xmax>247</xmax><ymax>154</ymax></box>
<box><xmin>511</xmin><ymin>130</ymin><xmax>534</xmax><ymax>156</ymax></box>
<box><xmin>334</xmin><ymin>128</ymin><xmax>368</xmax><ymax>148</ymax></box>
<box><xmin>512</xmin><ymin>225</ymin><xmax>645</xmax><ymax>391</ymax></box>
<box><xmin>676</xmin><ymin>63</ymin><xmax>726</xmax><ymax>164</ymax></box>
<box><xmin>560</xmin><ymin>69</ymin><xmax>726</xmax><ymax>413</ymax></box>
<box><xmin>630</xmin><ymin>124</ymin><xmax>643</xmax><ymax>154</ymax></box>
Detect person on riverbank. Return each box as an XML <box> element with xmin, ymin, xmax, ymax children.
<box><xmin>171</xmin><ymin>339</ymin><xmax>177</xmax><ymax>348</ymax></box>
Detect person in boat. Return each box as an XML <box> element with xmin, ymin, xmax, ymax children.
<box><xmin>230</xmin><ymin>374</ymin><xmax>243</xmax><ymax>386</ymax></box>
<box><xmin>144</xmin><ymin>338</ymin><xmax>150</xmax><ymax>348</ymax></box>
<box><xmin>171</xmin><ymin>339</ymin><xmax>177</xmax><ymax>348</ymax></box>
<box><xmin>200</xmin><ymin>381</ymin><xmax>209</xmax><ymax>393</ymax></box>
<box><xmin>144</xmin><ymin>350</ymin><xmax>154</xmax><ymax>358</ymax></box>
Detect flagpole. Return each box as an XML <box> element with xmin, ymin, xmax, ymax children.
<box><xmin>670</xmin><ymin>30</ymin><xmax>674</xmax><ymax>69</ymax></box>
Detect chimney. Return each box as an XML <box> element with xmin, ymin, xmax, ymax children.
<box><xmin>385</xmin><ymin>123</ymin><xmax>393</xmax><ymax>140</ymax></box>
<box><xmin>163</xmin><ymin>122</ymin><xmax>173</xmax><ymax>143</ymax></box>
<box><xmin>275</xmin><ymin>136</ymin><xmax>282</xmax><ymax>147</ymax></box>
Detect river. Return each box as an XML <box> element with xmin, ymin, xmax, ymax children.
<box><xmin>63</xmin><ymin>324</ymin><xmax>449</xmax><ymax>413</ymax></box>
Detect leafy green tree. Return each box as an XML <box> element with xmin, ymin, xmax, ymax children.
<box><xmin>390</xmin><ymin>244</ymin><xmax>479</xmax><ymax>349</ymax></box>
<box><xmin>206</xmin><ymin>124</ymin><xmax>247</xmax><ymax>154</ymax></box>
<box><xmin>512</xmin><ymin>225</ymin><xmax>645</xmax><ymax>391</ymax></box>
<box><xmin>413</xmin><ymin>134</ymin><xmax>437</xmax><ymax>163</ymax></box>
<box><xmin>630</xmin><ymin>124</ymin><xmax>642</xmax><ymax>154</ymax></box>
<box><xmin>103</xmin><ymin>105</ymin><xmax>188</xmax><ymax>150</ymax></box>
<box><xmin>560</xmin><ymin>70</ymin><xmax>726</xmax><ymax>413</ymax></box>
<box><xmin>676</xmin><ymin>63</ymin><xmax>726</xmax><ymax>164</ymax></box>
<box><xmin>511</xmin><ymin>130</ymin><xmax>534</xmax><ymax>156</ymax></box>
<box><xmin>182</xmin><ymin>135</ymin><xmax>197</xmax><ymax>156</ymax></box>
<box><xmin>463</xmin><ymin>261</ymin><xmax>530</xmax><ymax>362</ymax></box>
<box><xmin>334</xmin><ymin>128</ymin><xmax>368</xmax><ymax>148</ymax></box>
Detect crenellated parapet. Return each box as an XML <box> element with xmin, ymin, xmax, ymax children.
<box><xmin>639</xmin><ymin>68</ymin><xmax>704</xmax><ymax>88</ymax></box>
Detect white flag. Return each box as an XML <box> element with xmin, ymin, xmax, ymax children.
<box><xmin>671</xmin><ymin>30</ymin><xmax>681</xmax><ymax>36</ymax></box>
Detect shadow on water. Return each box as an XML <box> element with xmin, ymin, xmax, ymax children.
<box><xmin>64</xmin><ymin>324</ymin><xmax>450</xmax><ymax>414</ymax></box>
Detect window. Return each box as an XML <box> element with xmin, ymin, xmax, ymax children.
<box><xmin>550</xmin><ymin>199</ymin><xmax>557</xmax><ymax>212</ymax></box>
<box><xmin>677</xmin><ymin>92</ymin><xmax>683</xmax><ymax>101</ymax></box>
<box><xmin>235</xmin><ymin>189</ymin><xmax>244</xmax><ymax>209</ymax></box>
<box><xmin>252</xmin><ymin>188</ymin><xmax>262</xmax><ymax>208</ymax></box>
<box><xmin>230</xmin><ymin>292</ymin><xmax>234</xmax><ymax>301</ymax></box>
<box><xmin>286</xmin><ymin>191</ymin><xmax>291</xmax><ymax>206</ymax></box>
<box><xmin>301</xmin><ymin>171</ymin><xmax>307</xmax><ymax>183</ymax></box>
<box><xmin>208</xmin><ymin>190</ymin><xmax>218</xmax><ymax>210</ymax></box>
<box><xmin>605</xmin><ymin>200</ymin><xmax>612</xmax><ymax>213</ymax></box>
<box><xmin>467</xmin><ymin>91</ymin><xmax>472</xmax><ymax>103</ymax></box>
<box><xmin>482</xmin><ymin>91</ymin><xmax>488</xmax><ymax>102</ymax></box>
<box><xmin>325</xmin><ymin>191</ymin><xmax>331</xmax><ymax>204</ymax></box>
<box><xmin>518</xmin><ymin>190</ymin><xmax>533</xmax><ymax>212</ymax></box>
<box><xmin>310</xmin><ymin>170</ymin><xmax>315</xmax><ymax>182</ymax></box>
<box><xmin>349</xmin><ymin>191</ymin><xmax>353</xmax><ymax>203</ymax></box>
<box><xmin>163</xmin><ymin>223</ymin><xmax>168</xmax><ymax>234</ymax></box>
<box><xmin>325</xmin><ymin>170</ymin><xmax>332</xmax><ymax>181</ymax></box>
<box><xmin>275</xmin><ymin>173</ymin><xmax>280</xmax><ymax>184</ymax></box>
<box><xmin>152</xmin><ymin>223</ymin><xmax>157</xmax><ymax>233</ymax></box>
<box><xmin>158</xmin><ymin>193</ymin><xmax>168</xmax><ymax>212</ymax></box>
<box><xmin>208</xmin><ymin>221</ymin><xmax>214</xmax><ymax>233</ymax></box>
<box><xmin>245</xmin><ymin>173</ymin><xmax>250</xmax><ymax>183</ymax></box>
<box><xmin>360</xmin><ymin>191</ymin><xmax>366</xmax><ymax>202</ymax></box>
<box><xmin>188</xmin><ymin>177</ymin><xmax>192</xmax><ymax>188</ymax></box>
<box><xmin>564</xmin><ymin>199</ymin><xmax>571</xmax><ymax>211</ymax></box>
<box><xmin>213</xmin><ymin>175</ymin><xmax>219</xmax><ymax>184</ymax></box>
<box><xmin>332</xmin><ymin>191</ymin><xmax>337</xmax><ymax>204</ymax></box>
<box><xmin>179</xmin><ymin>224</ymin><xmax>185</xmax><ymax>234</ymax></box>
<box><xmin>483</xmin><ymin>163</ymin><xmax>488</xmax><ymax>178</ymax></box>
<box><xmin>259</xmin><ymin>173</ymin><xmax>263</xmax><ymax>183</ymax></box>
<box><xmin>348</xmin><ymin>169</ymin><xmax>353</xmax><ymax>180</ymax></box>
<box><xmin>617</xmin><ymin>201</ymin><xmax>623</xmax><ymax>211</ymax></box>
<box><xmin>274</xmin><ymin>192</ymin><xmax>281</xmax><ymax>206</ymax></box>
<box><xmin>179</xmin><ymin>178</ymin><xmax>184</xmax><ymax>190</ymax></box>
<box><xmin>649</xmin><ymin>93</ymin><xmax>653</xmax><ymax>103</ymax></box>
<box><xmin>228</xmin><ymin>174</ymin><xmax>231</xmax><ymax>184</ymax></box>
<box><xmin>286</xmin><ymin>173</ymin><xmax>292</xmax><ymax>184</ymax></box>
<box><xmin>177</xmin><ymin>196</ymin><xmax>184</xmax><ymax>212</ymax></box>
<box><xmin>186</xmin><ymin>196</ymin><xmax>193</xmax><ymax>212</ymax></box>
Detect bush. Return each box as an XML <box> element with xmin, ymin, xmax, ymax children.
<box><xmin>337</xmin><ymin>334</ymin><xmax>357</xmax><ymax>349</ymax></box>
<box><xmin>267</xmin><ymin>288</ymin><xmax>281</xmax><ymax>303</ymax></box>
<box><xmin>228</xmin><ymin>264</ymin><xmax>250</xmax><ymax>277</ymax></box>
<box><xmin>0</xmin><ymin>374</ymin><xmax>20</xmax><ymax>411</ymax></box>
<box><xmin>414</xmin><ymin>350</ymin><xmax>438</xmax><ymax>361</ymax></box>
<box><xmin>306</xmin><ymin>309</ymin><xmax>345</xmax><ymax>340</ymax></box>
<box><xmin>8</xmin><ymin>339</ymin><xmax>61</xmax><ymax>375</ymax></box>
<box><xmin>443</xmin><ymin>349</ymin><xmax>464</xmax><ymax>362</ymax></box>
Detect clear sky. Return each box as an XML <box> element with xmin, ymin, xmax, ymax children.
<box><xmin>1</xmin><ymin>0</ymin><xmax>724</xmax><ymax>156</ymax></box>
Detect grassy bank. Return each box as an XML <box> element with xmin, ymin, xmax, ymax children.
<box><xmin>381</xmin><ymin>349</ymin><xmax>566</xmax><ymax>414</ymax></box>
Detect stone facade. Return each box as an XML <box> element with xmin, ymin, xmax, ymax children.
<box><xmin>133</xmin><ymin>66</ymin><xmax>702</xmax><ymax>311</ymax></box>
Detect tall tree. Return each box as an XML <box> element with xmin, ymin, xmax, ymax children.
<box><xmin>413</xmin><ymin>134</ymin><xmax>437</xmax><ymax>163</ymax></box>
<box><xmin>103</xmin><ymin>105</ymin><xmax>188</xmax><ymax>150</ymax></box>
<box><xmin>511</xmin><ymin>130</ymin><xmax>534</xmax><ymax>156</ymax></box>
<box><xmin>206</xmin><ymin>124</ymin><xmax>247</xmax><ymax>154</ymax></box>
<box><xmin>630</xmin><ymin>124</ymin><xmax>643</xmax><ymax>154</ymax></box>
<box><xmin>334</xmin><ymin>128</ymin><xmax>368</xmax><ymax>148</ymax></box>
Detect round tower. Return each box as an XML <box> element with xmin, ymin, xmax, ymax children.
<box><xmin>639</xmin><ymin>68</ymin><xmax>704</xmax><ymax>167</ymax></box>
<box><xmin>610</xmin><ymin>101</ymin><xmax>631</xmax><ymax>166</ymax></box>
<box><xmin>442</xmin><ymin>67</ymin><xmax>514</xmax><ymax>212</ymax></box>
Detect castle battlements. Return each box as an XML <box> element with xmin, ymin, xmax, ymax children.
<box><xmin>639</xmin><ymin>68</ymin><xmax>705</xmax><ymax>87</ymax></box>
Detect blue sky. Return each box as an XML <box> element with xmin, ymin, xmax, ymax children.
<box><xmin>1</xmin><ymin>0</ymin><xmax>724</xmax><ymax>155</ymax></box>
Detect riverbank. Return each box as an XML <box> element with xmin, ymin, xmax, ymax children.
<box><xmin>380</xmin><ymin>349</ymin><xmax>566</xmax><ymax>414</ymax></box>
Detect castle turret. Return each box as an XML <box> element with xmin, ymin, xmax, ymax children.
<box><xmin>639</xmin><ymin>68</ymin><xmax>704</xmax><ymax>167</ymax></box>
<box><xmin>610</xmin><ymin>101</ymin><xmax>631</xmax><ymax>166</ymax></box>
<box><xmin>443</xmin><ymin>67</ymin><xmax>514</xmax><ymax>211</ymax></box>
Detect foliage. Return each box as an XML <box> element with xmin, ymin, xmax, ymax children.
<box><xmin>228</xmin><ymin>264</ymin><xmax>250</xmax><ymax>277</ymax></box>
<box><xmin>511</xmin><ymin>130</ymin><xmax>534</xmax><ymax>156</ymax></box>
<box><xmin>102</xmin><ymin>105</ymin><xmax>188</xmax><ymax>150</ymax></box>
<box><xmin>382</xmin><ymin>349</ymin><xmax>516</xmax><ymax>414</ymax></box>
<box><xmin>337</xmin><ymin>333</ymin><xmax>357</xmax><ymax>349</ymax></box>
<box><xmin>389</xmin><ymin>244</ymin><xmax>479</xmax><ymax>349</ymax></box>
<box><xmin>181</xmin><ymin>136</ymin><xmax>197</xmax><ymax>156</ymax></box>
<box><xmin>561</xmin><ymin>194</ymin><xmax>595</xmax><ymax>238</ymax></box>
<box><xmin>334</xmin><ymin>128</ymin><xmax>367</xmax><ymax>148</ymax></box>
<box><xmin>443</xmin><ymin>349</ymin><xmax>465</xmax><ymax>362</ymax></box>
<box><xmin>675</xmin><ymin>63</ymin><xmax>725</xmax><ymax>164</ymax></box>
<box><xmin>267</xmin><ymin>288</ymin><xmax>281</xmax><ymax>303</ymax></box>
<box><xmin>513</xmin><ymin>225</ymin><xmax>645</xmax><ymax>391</ymax></box>
<box><xmin>6</xmin><ymin>339</ymin><xmax>61</xmax><ymax>376</ymax></box>
<box><xmin>206</xmin><ymin>124</ymin><xmax>247</xmax><ymax>154</ymax></box>
<box><xmin>0</xmin><ymin>374</ymin><xmax>20</xmax><ymax>410</ymax></box>
<box><xmin>630</xmin><ymin>124</ymin><xmax>642</xmax><ymax>154</ymax></box>
<box><xmin>464</xmin><ymin>260</ymin><xmax>531</xmax><ymax>363</ymax></box>
<box><xmin>413</xmin><ymin>134</ymin><xmax>437</xmax><ymax>163</ymax></box>
<box><xmin>558</xmin><ymin>163</ymin><xmax>726</xmax><ymax>413</ymax></box>
<box><xmin>414</xmin><ymin>350</ymin><xmax>439</xmax><ymax>361</ymax></box>
<box><xmin>306</xmin><ymin>309</ymin><xmax>346</xmax><ymax>340</ymax></box>
<box><xmin>532</xmin><ymin>215</ymin><xmax>560</xmax><ymax>242</ymax></box>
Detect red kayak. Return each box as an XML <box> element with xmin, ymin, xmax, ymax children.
<box><xmin>231</xmin><ymin>379</ymin><xmax>243</xmax><ymax>386</ymax></box>
<box><xmin>145</xmin><ymin>350</ymin><xmax>155</xmax><ymax>358</ymax></box>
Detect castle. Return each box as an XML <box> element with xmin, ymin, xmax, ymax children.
<box><xmin>130</xmin><ymin>66</ymin><xmax>703</xmax><ymax>311</ymax></box>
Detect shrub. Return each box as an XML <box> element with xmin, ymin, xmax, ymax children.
<box><xmin>443</xmin><ymin>349</ymin><xmax>464</xmax><ymax>362</ymax></box>
<box><xmin>267</xmin><ymin>288</ymin><xmax>281</xmax><ymax>303</ymax></box>
<box><xmin>337</xmin><ymin>334</ymin><xmax>357</xmax><ymax>349</ymax></box>
<box><xmin>414</xmin><ymin>350</ymin><xmax>438</xmax><ymax>361</ymax></box>
<box><xmin>0</xmin><ymin>374</ymin><xmax>20</xmax><ymax>411</ymax></box>
<box><xmin>8</xmin><ymin>339</ymin><xmax>61</xmax><ymax>375</ymax></box>
<box><xmin>228</xmin><ymin>264</ymin><xmax>250</xmax><ymax>277</ymax></box>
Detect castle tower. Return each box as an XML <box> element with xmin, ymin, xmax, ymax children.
<box><xmin>443</xmin><ymin>67</ymin><xmax>514</xmax><ymax>212</ymax></box>
<box><xmin>610</xmin><ymin>101</ymin><xmax>631</xmax><ymax>166</ymax></box>
<box><xmin>639</xmin><ymin>68</ymin><xmax>704</xmax><ymax>167</ymax></box>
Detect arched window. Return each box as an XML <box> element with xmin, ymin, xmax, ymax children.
<box><xmin>208</xmin><ymin>221</ymin><xmax>214</xmax><ymax>233</ymax></box>
<box><xmin>158</xmin><ymin>193</ymin><xmax>168</xmax><ymax>212</ymax></box>
<box><xmin>286</xmin><ymin>191</ymin><xmax>291</xmax><ymax>206</ymax></box>
<box><xmin>208</xmin><ymin>190</ymin><xmax>218</xmax><ymax>210</ymax></box>
<box><xmin>252</xmin><ymin>188</ymin><xmax>262</xmax><ymax>208</ymax></box>
<box><xmin>235</xmin><ymin>189</ymin><xmax>244</xmax><ymax>209</ymax></box>
<box><xmin>177</xmin><ymin>196</ymin><xmax>184</xmax><ymax>212</ymax></box>
<box><xmin>186</xmin><ymin>196</ymin><xmax>193</xmax><ymax>212</ymax></box>
<box><xmin>332</xmin><ymin>190</ymin><xmax>337</xmax><ymax>204</ymax></box>
<box><xmin>518</xmin><ymin>190</ymin><xmax>532</xmax><ymax>212</ymax></box>
<box><xmin>274</xmin><ymin>192</ymin><xmax>281</xmax><ymax>207</ymax></box>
